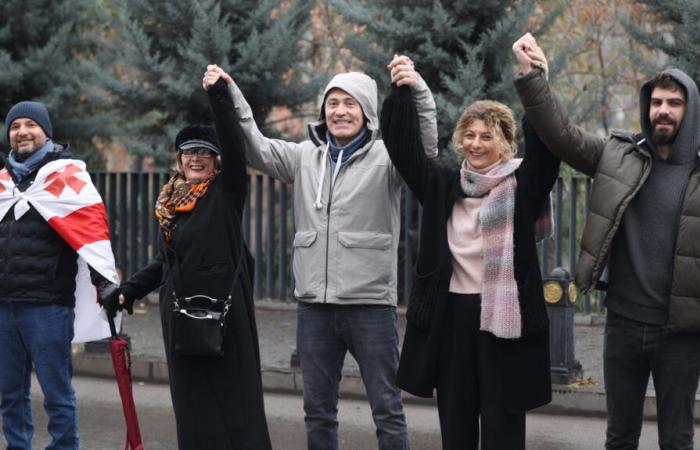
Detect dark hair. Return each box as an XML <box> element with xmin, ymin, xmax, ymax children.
<box><xmin>649</xmin><ymin>73</ymin><xmax>686</xmax><ymax>99</ymax></box>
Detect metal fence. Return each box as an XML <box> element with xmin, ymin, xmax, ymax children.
<box><xmin>94</xmin><ymin>172</ymin><xmax>602</xmax><ymax>314</ymax></box>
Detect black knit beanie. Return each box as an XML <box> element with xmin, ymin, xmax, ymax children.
<box><xmin>5</xmin><ymin>101</ymin><xmax>53</xmax><ymax>142</ymax></box>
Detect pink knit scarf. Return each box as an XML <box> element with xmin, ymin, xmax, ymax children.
<box><xmin>460</xmin><ymin>158</ymin><xmax>551</xmax><ymax>338</ymax></box>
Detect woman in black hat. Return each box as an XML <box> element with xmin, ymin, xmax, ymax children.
<box><xmin>118</xmin><ymin>79</ymin><xmax>271</xmax><ymax>449</ymax></box>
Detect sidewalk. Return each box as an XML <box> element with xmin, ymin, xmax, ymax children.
<box><xmin>72</xmin><ymin>299</ymin><xmax>699</xmax><ymax>421</ymax></box>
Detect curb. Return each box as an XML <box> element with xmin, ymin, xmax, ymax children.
<box><xmin>72</xmin><ymin>352</ymin><xmax>700</xmax><ymax>422</ymax></box>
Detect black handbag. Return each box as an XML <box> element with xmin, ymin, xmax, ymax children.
<box><xmin>165</xmin><ymin>242</ymin><xmax>247</xmax><ymax>357</ymax></box>
<box><xmin>172</xmin><ymin>293</ymin><xmax>229</xmax><ymax>357</ymax></box>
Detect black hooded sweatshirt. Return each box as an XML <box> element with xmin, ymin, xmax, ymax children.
<box><xmin>606</xmin><ymin>68</ymin><xmax>700</xmax><ymax>324</ymax></box>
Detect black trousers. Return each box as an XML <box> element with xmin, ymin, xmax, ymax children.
<box><xmin>604</xmin><ymin>310</ymin><xmax>700</xmax><ymax>450</ymax></box>
<box><xmin>436</xmin><ymin>293</ymin><xmax>525</xmax><ymax>450</ymax></box>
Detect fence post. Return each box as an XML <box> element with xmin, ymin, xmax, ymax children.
<box><xmin>555</xmin><ymin>177</ymin><xmax>563</xmax><ymax>268</ymax></box>
<box><xmin>569</xmin><ymin>177</ymin><xmax>578</xmax><ymax>302</ymax></box>
<box><xmin>139</xmin><ymin>173</ymin><xmax>150</xmax><ymax>267</ymax></box>
<box><xmin>266</xmin><ymin>177</ymin><xmax>275</xmax><ymax>299</ymax></box>
<box><xmin>544</xmin><ymin>267</ymin><xmax>583</xmax><ymax>384</ymax></box>
<box><xmin>279</xmin><ymin>183</ymin><xmax>288</xmax><ymax>301</ymax></box>
<box><xmin>254</xmin><ymin>175</ymin><xmax>263</xmax><ymax>299</ymax></box>
<box><xmin>118</xmin><ymin>173</ymin><xmax>128</xmax><ymax>275</ymax></box>
<box><xmin>129</xmin><ymin>173</ymin><xmax>138</xmax><ymax>276</ymax></box>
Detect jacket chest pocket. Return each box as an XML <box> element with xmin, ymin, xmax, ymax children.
<box><xmin>336</xmin><ymin>231</ymin><xmax>393</xmax><ymax>299</ymax></box>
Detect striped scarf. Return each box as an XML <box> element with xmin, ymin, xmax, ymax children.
<box><xmin>460</xmin><ymin>158</ymin><xmax>551</xmax><ymax>339</ymax></box>
<box><xmin>155</xmin><ymin>172</ymin><xmax>217</xmax><ymax>243</ymax></box>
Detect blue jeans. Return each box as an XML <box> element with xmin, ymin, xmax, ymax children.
<box><xmin>297</xmin><ymin>302</ymin><xmax>409</xmax><ymax>450</ymax></box>
<box><xmin>0</xmin><ymin>303</ymin><xmax>78</xmax><ymax>450</ymax></box>
<box><xmin>604</xmin><ymin>310</ymin><xmax>700</xmax><ymax>450</ymax></box>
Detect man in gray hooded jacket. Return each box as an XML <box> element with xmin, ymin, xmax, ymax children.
<box><xmin>512</xmin><ymin>33</ymin><xmax>700</xmax><ymax>450</ymax></box>
<box><xmin>202</xmin><ymin>58</ymin><xmax>437</xmax><ymax>450</ymax></box>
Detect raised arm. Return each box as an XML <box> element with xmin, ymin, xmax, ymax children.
<box><xmin>519</xmin><ymin>116</ymin><xmax>561</xmax><ymax>214</ymax></box>
<box><xmin>387</xmin><ymin>55</ymin><xmax>439</xmax><ymax>160</ymax></box>
<box><xmin>202</xmin><ymin>65</ymin><xmax>303</xmax><ymax>183</ymax></box>
<box><xmin>511</xmin><ymin>34</ymin><xmax>605</xmax><ymax>177</ymax></box>
<box><xmin>207</xmin><ymin>79</ymin><xmax>247</xmax><ymax>209</ymax></box>
<box><xmin>381</xmin><ymin>83</ymin><xmax>434</xmax><ymax>203</ymax></box>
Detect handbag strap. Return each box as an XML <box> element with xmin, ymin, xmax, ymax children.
<box><xmin>163</xmin><ymin>217</ymin><xmax>248</xmax><ymax>316</ymax></box>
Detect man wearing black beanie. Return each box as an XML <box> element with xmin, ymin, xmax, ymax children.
<box><xmin>0</xmin><ymin>101</ymin><xmax>120</xmax><ymax>449</ymax></box>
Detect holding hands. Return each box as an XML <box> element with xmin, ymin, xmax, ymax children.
<box><xmin>512</xmin><ymin>33</ymin><xmax>549</xmax><ymax>79</ymax></box>
<box><xmin>117</xmin><ymin>292</ymin><xmax>135</xmax><ymax>315</ymax></box>
<box><xmin>96</xmin><ymin>281</ymin><xmax>121</xmax><ymax>319</ymax></box>
<box><xmin>387</xmin><ymin>54</ymin><xmax>419</xmax><ymax>87</ymax></box>
<box><xmin>203</xmin><ymin>64</ymin><xmax>234</xmax><ymax>90</ymax></box>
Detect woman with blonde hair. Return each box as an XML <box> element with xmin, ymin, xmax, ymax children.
<box><xmin>381</xmin><ymin>58</ymin><xmax>557</xmax><ymax>449</ymax></box>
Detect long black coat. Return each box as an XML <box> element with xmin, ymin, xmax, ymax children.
<box><xmin>381</xmin><ymin>85</ymin><xmax>558</xmax><ymax>413</ymax></box>
<box><xmin>121</xmin><ymin>81</ymin><xmax>271</xmax><ymax>449</ymax></box>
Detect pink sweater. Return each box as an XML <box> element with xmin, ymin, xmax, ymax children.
<box><xmin>447</xmin><ymin>160</ymin><xmax>502</xmax><ymax>294</ymax></box>
<box><xmin>447</xmin><ymin>196</ymin><xmax>485</xmax><ymax>293</ymax></box>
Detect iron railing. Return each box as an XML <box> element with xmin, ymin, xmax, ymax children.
<box><xmin>93</xmin><ymin>171</ymin><xmax>602</xmax><ymax>314</ymax></box>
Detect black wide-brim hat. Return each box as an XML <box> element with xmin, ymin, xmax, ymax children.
<box><xmin>174</xmin><ymin>124</ymin><xmax>221</xmax><ymax>154</ymax></box>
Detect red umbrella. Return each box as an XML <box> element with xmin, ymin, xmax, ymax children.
<box><xmin>108</xmin><ymin>315</ymin><xmax>145</xmax><ymax>450</ymax></box>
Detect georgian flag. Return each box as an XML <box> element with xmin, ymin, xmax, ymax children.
<box><xmin>0</xmin><ymin>159</ymin><xmax>121</xmax><ymax>343</ymax></box>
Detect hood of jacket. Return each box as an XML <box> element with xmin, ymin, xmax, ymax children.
<box><xmin>640</xmin><ymin>67</ymin><xmax>700</xmax><ymax>164</ymax></box>
<box><xmin>307</xmin><ymin>72</ymin><xmax>379</xmax><ymax>146</ymax></box>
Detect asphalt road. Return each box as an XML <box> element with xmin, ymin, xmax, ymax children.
<box><xmin>2</xmin><ymin>375</ymin><xmax>694</xmax><ymax>449</ymax></box>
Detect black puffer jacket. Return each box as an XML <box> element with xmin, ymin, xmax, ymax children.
<box><xmin>0</xmin><ymin>145</ymin><xmax>80</xmax><ymax>306</ymax></box>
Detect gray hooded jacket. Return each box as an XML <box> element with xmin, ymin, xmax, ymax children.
<box><xmin>227</xmin><ymin>73</ymin><xmax>438</xmax><ymax>305</ymax></box>
<box><xmin>515</xmin><ymin>68</ymin><xmax>700</xmax><ymax>332</ymax></box>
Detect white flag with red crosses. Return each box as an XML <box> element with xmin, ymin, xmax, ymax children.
<box><xmin>0</xmin><ymin>159</ymin><xmax>120</xmax><ymax>342</ymax></box>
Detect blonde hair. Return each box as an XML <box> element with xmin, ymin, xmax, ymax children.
<box><xmin>451</xmin><ymin>100</ymin><xmax>517</xmax><ymax>161</ymax></box>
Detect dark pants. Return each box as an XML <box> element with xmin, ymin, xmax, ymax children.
<box><xmin>296</xmin><ymin>302</ymin><xmax>409</xmax><ymax>450</ymax></box>
<box><xmin>436</xmin><ymin>293</ymin><xmax>525</xmax><ymax>450</ymax></box>
<box><xmin>604</xmin><ymin>310</ymin><xmax>700</xmax><ymax>450</ymax></box>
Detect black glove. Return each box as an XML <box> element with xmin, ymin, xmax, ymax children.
<box><xmin>119</xmin><ymin>292</ymin><xmax>136</xmax><ymax>315</ymax></box>
<box><xmin>89</xmin><ymin>266</ymin><xmax>120</xmax><ymax>318</ymax></box>
<box><xmin>96</xmin><ymin>280</ymin><xmax>120</xmax><ymax>319</ymax></box>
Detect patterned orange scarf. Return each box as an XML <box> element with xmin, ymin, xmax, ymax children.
<box><xmin>155</xmin><ymin>172</ymin><xmax>217</xmax><ymax>242</ymax></box>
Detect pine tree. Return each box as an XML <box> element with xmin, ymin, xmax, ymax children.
<box><xmin>538</xmin><ymin>1</ymin><xmax>663</xmax><ymax>136</ymax></box>
<box><xmin>625</xmin><ymin>0</ymin><xmax>700</xmax><ymax>85</ymax></box>
<box><xmin>92</xmin><ymin>0</ymin><xmax>322</xmax><ymax>166</ymax></box>
<box><xmin>329</xmin><ymin>0</ymin><xmax>557</xmax><ymax>155</ymax></box>
<box><xmin>0</xmin><ymin>0</ymin><xmax>113</xmax><ymax>164</ymax></box>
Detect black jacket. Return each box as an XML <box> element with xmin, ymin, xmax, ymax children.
<box><xmin>381</xmin><ymin>85</ymin><xmax>559</xmax><ymax>412</ymax></box>
<box><xmin>0</xmin><ymin>145</ymin><xmax>80</xmax><ymax>306</ymax></box>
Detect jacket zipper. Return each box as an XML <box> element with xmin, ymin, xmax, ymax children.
<box><xmin>322</xmin><ymin>159</ymin><xmax>333</xmax><ymax>303</ymax></box>
<box><xmin>319</xmin><ymin>141</ymin><xmax>371</xmax><ymax>303</ymax></box>
<box><xmin>320</xmin><ymin>151</ymin><xmax>358</xmax><ymax>303</ymax></box>
<box><xmin>590</xmin><ymin>142</ymin><xmax>652</xmax><ymax>289</ymax></box>
<box><xmin>323</xmin><ymin>179</ymin><xmax>333</xmax><ymax>303</ymax></box>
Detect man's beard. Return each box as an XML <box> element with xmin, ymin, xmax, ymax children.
<box><xmin>14</xmin><ymin>140</ymin><xmax>47</xmax><ymax>161</ymax></box>
<box><xmin>651</xmin><ymin>115</ymin><xmax>679</xmax><ymax>146</ymax></box>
